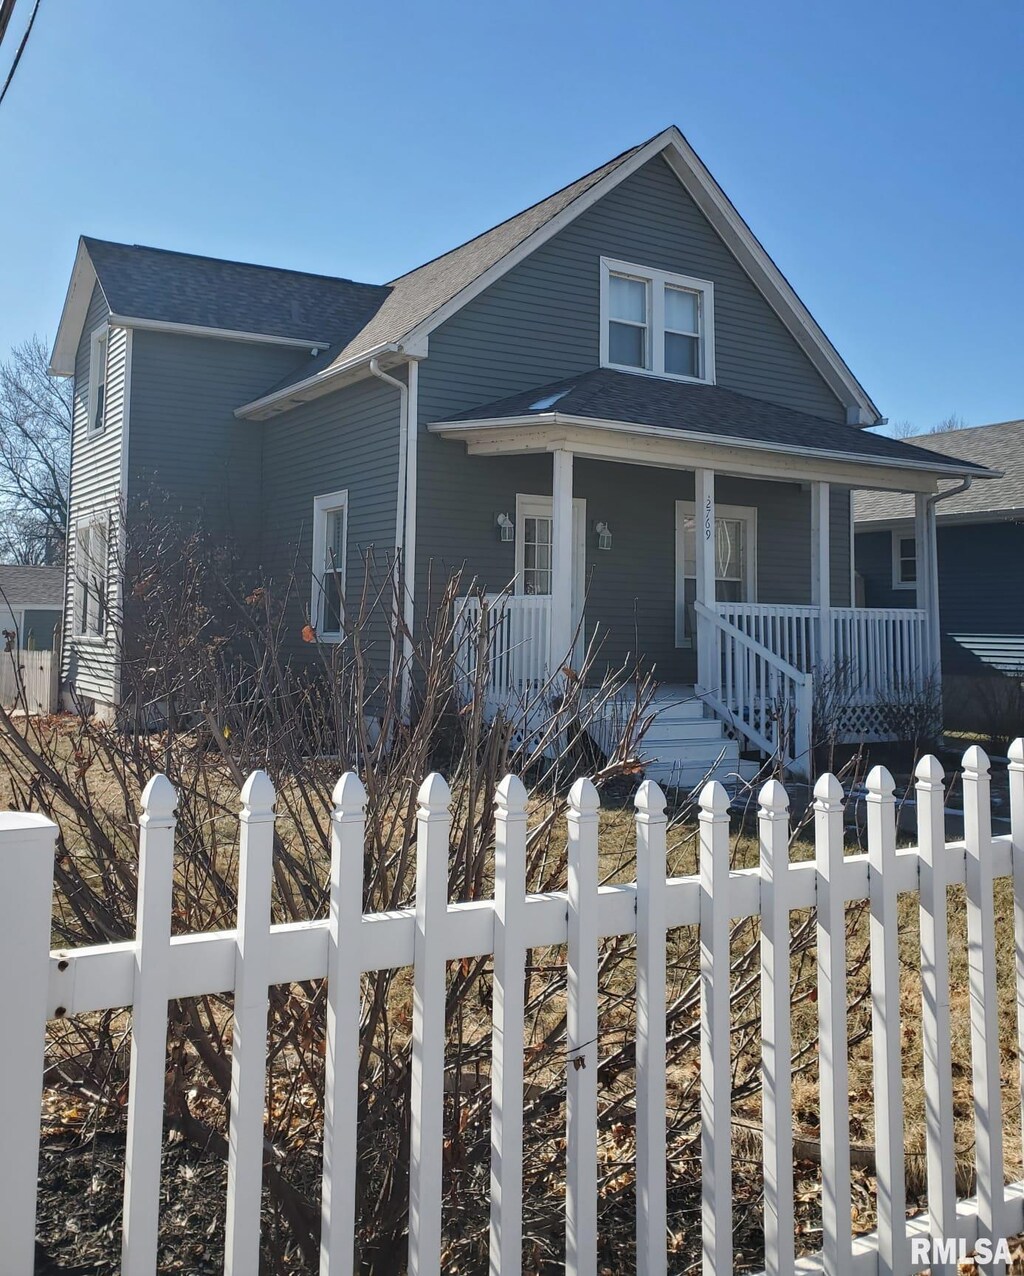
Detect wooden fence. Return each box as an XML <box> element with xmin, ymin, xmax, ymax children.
<box><xmin>0</xmin><ymin>645</ymin><xmax>59</xmax><ymax>715</ymax></box>
<box><xmin>3</xmin><ymin>748</ymin><xmax>1024</xmax><ymax>1274</ymax></box>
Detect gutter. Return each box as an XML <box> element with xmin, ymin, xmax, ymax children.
<box><xmin>428</xmin><ymin>411</ymin><xmax>995</xmax><ymax>481</ymax></box>
<box><xmin>236</xmin><ymin>342</ymin><xmax>405</xmax><ymax>418</ymax></box>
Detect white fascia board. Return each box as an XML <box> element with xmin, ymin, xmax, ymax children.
<box><xmin>658</xmin><ymin>135</ymin><xmax>880</xmax><ymax>425</ymax></box>
<box><xmin>400</xmin><ymin>125</ymin><xmax>879</xmax><ymax>425</ymax></box>
<box><xmin>49</xmin><ymin>242</ymin><xmax>102</xmax><ymax>376</ymax></box>
<box><xmin>234</xmin><ymin>341</ymin><xmax>411</xmax><ymax>419</ymax></box>
<box><xmin>398</xmin><ymin>130</ymin><xmax>678</xmax><ymax>353</ymax></box>
<box><xmin>428</xmin><ymin>411</ymin><xmax>996</xmax><ymax>483</ymax></box>
<box><xmin>108</xmin><ymin>315</ymin><xmax>333</xmax><ymax>350</ymax></box>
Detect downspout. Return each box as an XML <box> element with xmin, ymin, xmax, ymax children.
<box><xmin>368</xmin><ymin>357</ymin><xmax>416</xmax><ymax>716</ymax></box>
<box><xmin>924</xmin><ymin>476</ymin><xmax>972</xmax><ymax>677</ymax></box>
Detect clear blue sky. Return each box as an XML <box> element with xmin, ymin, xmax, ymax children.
<box><xmin>0</xmin><ymin>0</ymin><xmax>1020</xmax><ymax>432</ymax></box>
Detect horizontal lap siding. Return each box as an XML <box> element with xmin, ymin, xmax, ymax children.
<box><xmin>260</xmin><ymin>376</ymin><xmax>401</xmax><ymax>665</ymax></box>
<box><xmin>127</xmin><ymin>332</ymin><xmax>307</xmax><ymax>552</ymax></box>
<box><xmin>417</xmin><ymin>154</ymin><xmax>853</xmax><ymax>672</ymax></box>
<box><xmin>62</xmin><ymin>284</ymin><xmax>125</xmax><ymax>705</ymax></box>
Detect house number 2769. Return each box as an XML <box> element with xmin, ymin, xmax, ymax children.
<box><xmin>704</xmin><ymin>496</ymin><xmax>713</xmax><ymax>541</ymax></box>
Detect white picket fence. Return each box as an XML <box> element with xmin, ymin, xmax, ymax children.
<box><xmin>4</xmin><ymin>748</ymin><xmax>1024</xmax><ymax>1274</ymax></box>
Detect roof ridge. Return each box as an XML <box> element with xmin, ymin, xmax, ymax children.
<box><xmin>384</xmin><ymin>134</ymin><xmax>656</xmax><ymax>287</ymax></box>
<box><xmin>81</xmin><ymin>236</ymin><xmax>387</xmax><ymax>292</ymax></box>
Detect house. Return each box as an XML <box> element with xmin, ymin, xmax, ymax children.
<box><xmin>0</xmin><ymin>565</ymin><xmax>63</xmax><ymax>651</ymax></box>
<box><xmin>855</xmin><ymin>419</ymin><xmax>1023</xmax><ymax>732</ymax></box>
<box><xmin>48</xmin><ymin>126</ymin><xmax>993</xmax><ymax>779</ymax></box>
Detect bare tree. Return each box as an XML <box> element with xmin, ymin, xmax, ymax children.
<box><xmin>0</xmin><ymin>335</ymin><xmax>72</xmax><ymax>564</ymax></box>
<box><xmin>889</xmin><ymin>418</ymin><xmax>917</xmax><ymax>438</ymax></box>
<box><xmin>930</xmin><ymin>411</ymin><xmax>967</xmax><ymax>433</ymax></box>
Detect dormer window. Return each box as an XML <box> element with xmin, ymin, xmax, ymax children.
<box><xmin>600</xmin><ymin>258</ymin><xmax>715</xmax><ymax>384</ymax></box>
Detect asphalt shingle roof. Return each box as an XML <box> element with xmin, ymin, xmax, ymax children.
<box><xmin>255</xmin><ymin>140</ymin><xmax>648</xmax><ymax>396</ymax></box>
<box><xmin>855</xmin><ymin>419</ymin><xmax>1023</xmax><ymax>523</ymax></box>
<box><xmin>0</xmin><ymin>565</ymin><xmax>64</xmax><ymax>608</ymax></box>
<box><xmin>83</xmin><ymin>238</ymin><xmax>390</xmax><ymax>346</ymax></box>
<box><xmin>434</xmin><ymin>368</ymin><xmax>991</xmax><ymax>474</ymax></box>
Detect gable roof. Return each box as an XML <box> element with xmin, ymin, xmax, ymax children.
<box><xmin>237</xmin><ymin>126</ymin><xmax>880</xmax><ymax>422</ymax></box>
<box><xmin>49</xmin><ymin>238</ymin><xmax>390</xmax><ymax>375</ymax></box>
<box><xmin>429</xmin><ymin>369</ymin><xmax>989</xmax><ymax>479</ymax></box>
<box><xmin>0</xmin><ymin>565</ymin><xmax>64</xmax><ymax>609</ymax></box>
<box><xmin>855</xmin><ymin>419</ymin><xmax>1024</xmax><ymax>524</ymax></box>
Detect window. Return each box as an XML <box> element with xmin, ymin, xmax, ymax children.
<box><xmin>892</xmin><ymin>532</ymin><xmax>917</xmax><ymax>589</ymax></box>
<box><xmin>88</xmin><ymin>326</ymin><xmax>109</xmax><ymax>436</ymax></box>
<box><xmin>675</xmin><ymin>501</ymin><xmax>756</xmax><ymax>646</ymax></box>
<box><xmin>601</xmin><ymin>258</ymin><xmax>714</xmax><ymax>383</ymax></box>
<box><xmin>73</xmin><ymin>515</ymin><xmax>109</xmax><ymax>637</ymax></box>
<box><xmin>311</xmin><ymin>490</ymin><xmax>348</xmax><ymax>639</ymax></box>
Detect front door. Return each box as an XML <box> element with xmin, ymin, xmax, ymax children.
<box><xmin>515</xmin><ymin>494</ymin><xmax>586</xmax><ymax>663</ymax></box>
<box><xmin>675</xmin><ymin>500</ymin><xmax>757</xmax><ymax>646</ymax></box>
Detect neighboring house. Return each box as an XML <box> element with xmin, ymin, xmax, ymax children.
<box><xmin>48</xmin><ymin>126</ymin><xmax>992</xmax><ymax>777</ymax></box>
<box><xmin>855</xmin><ymin>419</ymin><xmax>1023</xmax><ymax>730</ymax></box>
<box><xmin>0</xmin><ymin>565</ymin><xmax>63</xmax><ymax>651</ymax></box>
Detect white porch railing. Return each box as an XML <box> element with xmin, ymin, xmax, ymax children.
<box><xmin>453</xmin><ymin>594</ymin><xmax>552</xmax><ymax>704</ymax></box>
<box><xmin>831</xmin><ymin>605</ymin><xmax>928</xmax><ymax>701</ymax></box>
<box><xmin>716</xmin><ymin>602</ymin><xmax>819</xmax><ymax>673</ymax></box>
<box><xmin>697</xmin><ymin>601</ymin><xmax>813</xmax><ymax>768</ymax></box>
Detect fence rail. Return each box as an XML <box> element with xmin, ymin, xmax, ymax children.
<box><xmin>4</xmin><ymin>747</ymin><xmax>1024</xmax><ymax>1273</ymax></box>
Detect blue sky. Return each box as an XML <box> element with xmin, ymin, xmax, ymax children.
<box><xmin>0</xmin><ymin>0</ymin><xmax>1020</xmax><ymax>432</ymax></box>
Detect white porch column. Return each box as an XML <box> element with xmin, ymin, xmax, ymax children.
<box><xmin>550</xmin><ymin>447</ymin><xmax>574</xmax><ymax>672</ymax></box>
<box><xmin>915</xmin><ymin>493</ymin><xmax>942</xmax><ymax>679</ymax></box>
<box><xmin>811</xmin><ymin>482</ymin><xmax>832</xmax><ymax>667</ymax></box>
<box><xmin>694</xmin><ymin>468</ymin><xmax>715</xmax><ymax>693</ymax></box>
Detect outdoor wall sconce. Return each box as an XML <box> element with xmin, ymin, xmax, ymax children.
<box><xmin>496</xmin><ymin>513</ymin><xmax>514</xmax><ymax>542</ymax></box>
<box><xmin>595</xmin><ymin>521</ymin><xmax>613</xmax><ymax>551</ymax></box>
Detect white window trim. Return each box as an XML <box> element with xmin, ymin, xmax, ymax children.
<box><xmin>891</xmin><ymin>529</ymin><xmax>917</xmax><ymax>590</ymax></box>
<box><xmin>72</xmin><ymin>510</ymin><xmax>111</xmax><ymax>640</ymax></box>
<box><xmin>311</xmin><ymin>489</ymin><xmax>349</xmax><ymax>642</ymax></box>
<box><xmin>87</xmin><ymin>325</ymin><xmax>109</xmax><ymax>437</ymax></box>
<box><xmin>600</xmin><ymin>256</ymin><xmax>715</xmax><ymax>385</ymax></box>
<box><xmin>674</xmin><ymin>500</ymin><xmax>757</xmax><ymax>647</ymax></box>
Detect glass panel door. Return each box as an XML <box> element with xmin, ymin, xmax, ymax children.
<box><xmin>675</xmin><ymin>502</ymin><xmax>756</xmax><ymax>646</ymax></box>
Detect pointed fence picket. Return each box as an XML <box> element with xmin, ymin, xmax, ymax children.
<box><xmin>7</xmin><ymin>747</ymin><xmax>1024</xmax><ymax>1273</ymax></box>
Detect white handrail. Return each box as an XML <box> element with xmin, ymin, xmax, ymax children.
<box><xmin>696</xmin><ymin>601</ymin><xmax>812</xmax><ymax>770</ymax></box>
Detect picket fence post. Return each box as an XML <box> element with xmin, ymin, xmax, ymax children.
<box><xmin>490</xmin><ymin>773</ymin><xmax>529</xmax><ymax>1276</ymax></box>
<box><xmin>321</xmin><ymin>772</ymin><xmax>367</xmax><ymax>1276</ymax></box>
<box><xmin>634</xmin><ymin>779</ymin><xmax>668</xmax><ymax>1276</ymax></box>
<box><xmin>759</xmin><ymin>779</ymin><xmax>794</xmax><ymax>1276</ymax></box>
<box><xmin>122</xmin><ymin>774</ymin><xmax>178</xmax><ymax>1276</ymax></box>
<box><xmin>867</xmin><ymin>765</ymin><xmax>906</xmax><ymax>1276</ymax></box>
<box><xmin>566</xmin><ymin>777</ymin><xmax>600</xmax><ymax>1276</ymax></box>
<box><xmin>699</xmin><ymin>780</ymin><xmax>733</xmax><ymax>1275</ymax></box>
<box><xmin>963</xmin><ymin>747</ymin><xmax>1006</xmax><ymax>1276</ymax></box>
<box><xmin>916</xmin><ymin>754</ymin><xmax>957</xmax><ymax>1276</ymax></box>
<box><xmin>814</xmin><ymin>772</ymin><xmax>852</xmax><ymax>1275</ymax></box>
<box><xmin>225</xmin><ymin>771</ymin><xmax>277</xmax><ymax>1275</ymax></box>
<box><xmin>1009</xmin><ymin>738</ymin><xmax>1024</xmax><ymax>1185</ymax></box>
<box><xmin>0</xmin><ymin>808</ymin><xmax>57</xmax><ymax>1276</ymax></box>
<box><xmin>408</xmin><ymin>773</ymin><xmax>450</xmax><ymax>1276</ymax></box>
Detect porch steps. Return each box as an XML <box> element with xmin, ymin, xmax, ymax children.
<box><xmin>596</xmin><ymin>685</ymin><xmax>760</xmax><ymax>795</ymax></box>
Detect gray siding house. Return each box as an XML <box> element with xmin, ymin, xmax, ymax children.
<box><xmin>855</xmin><ymin>419</ymin><xmax>1023</xmax><ymax>732</ymax></box>
<box><xmin>49</xmin><ymin>126</ymin><xmax>991</xmax><ymax>777</ymax></box>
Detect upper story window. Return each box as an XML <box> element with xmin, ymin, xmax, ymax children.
<box><xmin>892</xmin><ymin>532</ymin><xmax>917</xmax><ymax>589</ymax></box>
<box><xmin>600</xmin><ymin>258</ymin><xmax>715</xmax><ymax>384</ymax></box>
<box><xmin>311</xmin><ymin>489</ymin><xmax>348</xmax><ymax>641</ymax></box>
<box><xmin>88</xmin><ymin>326</ymin><xmax>108</xmax><ymax>436</ymax></box>
<box><xmin>73</xmin><ymin>513</ymin><xmax>109</xmax><ymax>638</ymax></box>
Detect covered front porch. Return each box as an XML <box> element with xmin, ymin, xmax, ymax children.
<box><xmin>432</xmin><ymin>370</ymin><xmax>989</xmax><ymax>771</ymax></box>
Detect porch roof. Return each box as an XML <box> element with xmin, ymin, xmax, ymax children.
<box><xmin>429</xmin><ymin>369</ymin><xmax>997</xmax><ymax>486</ymax></box>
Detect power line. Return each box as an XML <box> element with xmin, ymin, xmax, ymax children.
<box><xmin>0</xmin><ymin>0</ymin><xmax>43</xmax><ymax>111</ymax></box>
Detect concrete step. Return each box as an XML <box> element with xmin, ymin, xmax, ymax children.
<box><xmin>641</xmin><ymin>717</ymin><xmax>726</xmax><ymax>744</ymax></box>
